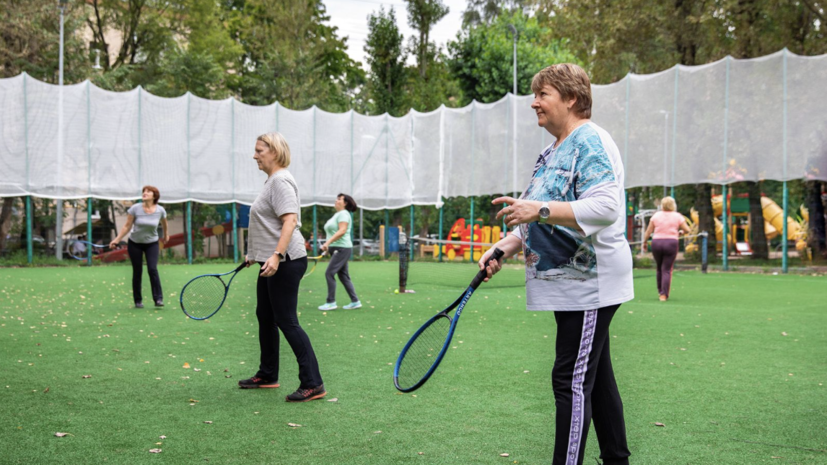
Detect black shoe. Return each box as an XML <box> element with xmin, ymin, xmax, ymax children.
<box><xmin>155</xmin><ymin>300</ymin><xmax>164</xmax><ymax>307</ymax></box>
<box><xmin>238</xmin><ymin>376</ymin><xmax>280</xmax><ymax>389</ymax></box>
<box><xmin>285</xmin><ymin>384</ymin><xmax>326</xmax><ymax>402</ymax></box>
<box><xmin>135</xmin><ymin>302</ymin><xmax>144</xmax><ymax>309</ymax></box>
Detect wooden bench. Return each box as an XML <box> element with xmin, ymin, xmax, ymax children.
<box><xmin>419</xmin><ymin>244</ymin><xmax>435</xmax><ymax>257</ymax></box>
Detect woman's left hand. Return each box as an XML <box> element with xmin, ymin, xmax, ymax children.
<box><xmin>260</xmin><ymin>254</ymin><xmax>280</xmax><ymax>277</ymax></box>
<box><xmin>494</xmin><ymin>197</ymin><xmax>542</xmax><ymax>227</ymax></box>
<box><xmin>163</xmin><ymin>235</ymin><xmax>170</xmax><ymax>244</ymax></box>
<box><xmin>321</xmin><ymin>243</ymin><xmax>329</xmax><ymax>252</ymax></box>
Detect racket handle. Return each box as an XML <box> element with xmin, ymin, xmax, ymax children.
<box><xmin>469</xmin><ymin>248</ymin><xmax>504</xmax><ymax>290</ymax></box>
<box><xmin>234</xmin><ymin>262</ymin><xmax>247</xmax><ymax>273</ymax></box>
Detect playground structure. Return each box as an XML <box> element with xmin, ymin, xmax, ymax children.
<box><xmin>430</xmin><ymin>218</ymin><xmax>502</xmax><ymax>261</ymax></box>
<box><xmin>682</xmin><ymin>194</ymin><xmax>807</xmax><ymax>255</ymax></box>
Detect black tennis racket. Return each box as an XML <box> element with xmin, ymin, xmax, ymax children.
<box><xmin>66</xmin><ymin>240</ymin><xmax>108</xmax><ymax>260</ymax></box>
<box><xmin>180</xmin><ymin>262</ymin><xmax>247</xmax><ymax>320</ymax></box>
<box><xmin>393</xmin><ymin>247</ymin><xmax>504</xmax><ymax>392</ymax></box>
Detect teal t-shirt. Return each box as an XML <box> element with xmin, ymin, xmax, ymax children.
<box><xmin>324</xmin><ymin>210</ymin><xmax>352</xmax><ymax>248</ymax></box>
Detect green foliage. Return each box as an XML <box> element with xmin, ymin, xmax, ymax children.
<box><xmin>0</xmin><ymin>0</ymin><xmax>90</xmax><ymax>81</ymax></box>
<box><xmin>405</xmin><ymin>0</ymin><xmax>450</xmax><ymax>78</ymax></box>
<box><xmin>231</xmin><ymin>0</ymin><xmax>365</xmax><ymax>111</ymax></box>
<box><xmin>365</xmin><ymin>7</ymin><xmax>407</xmax><ymax>116</ymax></box>
<box><xmin>448</xmin><ymin>11</ymin><xmax>579</xmax><ymax>104</ymax></box>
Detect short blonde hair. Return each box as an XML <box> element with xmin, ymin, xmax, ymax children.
<box><xmin>531</xmin><ymin>63</ymin><xmax>592</xmax><ymax>119</ymax></box>
<box><xmin>256</xmin><ymin>132</ymin><xmax>291</xmax><ymax>168</ymax></box>
<box><xmin>661</xmin><ymin>196</ymin><xmax>677</xmax><ymax>211</ymax></box>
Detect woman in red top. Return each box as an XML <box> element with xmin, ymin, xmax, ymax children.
<box><xmin>642</xmin><ymin>196</ymin><xmax>692</xmax><ymax>301</ymax></box>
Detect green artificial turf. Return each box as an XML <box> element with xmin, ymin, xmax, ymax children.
<box><xmin>0</xmin><ymin>262</ymin><xmax>825</xmax><ymax>464</ymax></box>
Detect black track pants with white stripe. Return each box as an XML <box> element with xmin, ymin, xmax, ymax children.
<box><xmin>552</xmin><ymin>305</ymin><xmax>630</xmax><ymax>465</ymax></box>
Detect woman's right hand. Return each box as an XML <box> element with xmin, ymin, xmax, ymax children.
<box><xmin>244</xmin><ymin>255</ymin><xmax>253</xmax><ymax>267</ymax></box>
<box><xmin>108</xmin><ymin>240</ymin><xmax>119</xmax><ymax>249</ymax></box>
<box><xmin>477</xmin><ymin>249</ymin><xmax>503</xmax><ymax>282</ymax></box>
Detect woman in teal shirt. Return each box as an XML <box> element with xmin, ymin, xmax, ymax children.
<box><xmin>318</xmin><ymin>194</ymin><xmax>361</xmax><ymax>310</ymax></box>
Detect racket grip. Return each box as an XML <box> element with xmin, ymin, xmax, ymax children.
<box><xmin>469</xmin><ymin>248</ymin><xmax>504</xmax><ymax>290</ymax></box>
<box><xmin>234</xmin><ymin>262</ymin><xmax>247</xmax><ymax>273</ymax></box>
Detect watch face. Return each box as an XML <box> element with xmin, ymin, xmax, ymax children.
<box><xmin>539</xmin><ymin>206</ymin><xmax>550</xmax><ymax>219</ymax></box>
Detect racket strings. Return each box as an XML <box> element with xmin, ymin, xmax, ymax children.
<box><xmin>396</xmin><ymin>316</ymin><xmax>452</xmax><ymax>390</ymax></box>
<box><xmin>181</xmin><ymin>276</ymin><xmax>227</xmax><ymax>319</ymax></box>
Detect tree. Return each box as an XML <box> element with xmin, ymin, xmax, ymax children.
<box><xmin>405</xmin><ymin>0</ymin><xmax>449</xmax><ymax>78</ymax></box>
<box><xmin>448</xmin><ymin>11</ymin><xmax>579</xmax><ymax>104</ymax></box>
<box><xmin>364</xmin><ymin>6</ymin><xmax>407</xmax><ymax>116</ymax></box>
<box><xmin>232</xmin><ymin>0</ymin><xmax>365</xmax><ymax>111</ymax></box>
<box><xmin>461</xmin><ymin>0</ymin><xmax>527</xmax><ymax>27</ymax></box>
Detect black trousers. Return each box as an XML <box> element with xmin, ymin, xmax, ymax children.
<box><xmin>127</xmin><ymin>239</ymin><xmax>163</xmax><ymax>304</ymax></box>
<box><xmin>255</xmin><ymin>257</ymin><xmax>323</xmax><ymax>388</ymax></box>
<box><xmin>552</xmin><ymin>305</ymin><xmax>630</xmax><ymax>465</ymax></box>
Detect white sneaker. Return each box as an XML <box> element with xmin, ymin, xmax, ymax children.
<box><xmin>343</xmin><ymin>301</ymin><xmax>362</xmax><ymax>310</ymax></box>
<box><xmin>318</xmin><ymin>302</ymin><xmax>338</xmax><ymax>311</ymax></box>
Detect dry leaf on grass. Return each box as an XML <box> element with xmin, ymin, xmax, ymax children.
<box><xmin>149</xmin><ymin>449</ymin><xmax>162</xmax><ymax>453</ymax></box>
<box><xmin>203</xmin><ymin>421</ymin><xmax>213</xmax><ymax>424</ymax></box>
<box><xmin>54</xmin><ymin>432</ymin><xmax>70</xmax><ymax>437</ymax></box>
<box><xmin>183</xmin><ymin>363</ymin><xmax>191</xmax><ymax>369</ymax></box>
<box><xmin>654</xmin><ymin>422</ymin><xmax>665</xmax><ymax>427</ymax></box>
<box><xmin>81</xmin><ymin>375</ymin><xmax>92</xmax><ymax>379</ymax></box>
<box><xmin>287</xmin><ymin>423</ymin><xmax>302</xmax><ymax>428</ymax></box>
<box><xmin>327</xmin><ymin>398</ymin><xmax>338</xmax><ymax>402</ymax></box>
<box><xmin>499</xmin><ymin>453</ymin><xmax>510</xmax><ymax>457</ymax></box>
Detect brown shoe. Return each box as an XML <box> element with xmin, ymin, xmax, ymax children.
<box><xmin>659</xmin><ymin>295</ymin><xmax>667</xmax><ymax>302</ymax></box>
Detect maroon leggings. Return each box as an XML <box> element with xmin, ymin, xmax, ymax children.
<box><xmin>651</xmin><ymin>239</ymin><xmax>679</xmax><ymax>297</ymax></box>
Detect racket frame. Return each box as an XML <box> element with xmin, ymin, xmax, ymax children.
<box><xmin>180</xmin><ymin>262</ymin><xmax>247</xmax><ymax>320</ymax></box>
<box><xmin>393</xmin><ymin>248</ymin><xmax>504</xmax><ymax>392</ymax></box>
<box><xmin>65</xmin><ymin>240</ymin><xmax>108</xmax><ymax>260</ymax></box>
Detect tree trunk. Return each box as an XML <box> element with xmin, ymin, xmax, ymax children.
<box><xmin>694</xmin><ymin>183</ymin><xmax>717</xmax><ymax>260</ymax></box>
<box><xmin>0</xmin><ymin>197</ymin><xmax>16</xmax><ymax>252</ymax></box>
<box><xmin>746</xmin><ymin>181</ymin><xmax>768</xmax><ymax>259</ymax></box>
<box><xmin>807</xmin><ymin>180</ymin><xmax>826</xmax><ymax>257</ymax></box>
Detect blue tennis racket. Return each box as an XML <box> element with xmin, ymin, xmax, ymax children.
<box><xmin>394</xmin><ymin>248</ymin><xmax>504</xmax><ymax>392</ymax></box>
<box><xmin>180</xmin><ymin>262</ymin><xmax>247</xmax><ymax>320</ymax></box>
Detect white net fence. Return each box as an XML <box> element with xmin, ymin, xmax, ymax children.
<box><xmin>1</xmin><ymin>49</ymin><xmax>825</xmax><ymax>208</ymax></box>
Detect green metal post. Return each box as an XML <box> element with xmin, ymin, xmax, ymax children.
<box><xmin>782</xmin><ymin>182</ymin><xmax>789</xmax><ymax>273</ymax></box>
<box><xmin>722</xmin><ymin>185</ymin><xmax>728</xmax><ymax>271</ymax></box>
<box><xmin>384</xmin><ymin>209</ymin><xmax>389</xmax><ymax>254</ymax></box>
<box><xmin>26</xmin><ymin>196</ymin><xmax>33</xmax><ymax>264</ymax></box>
<box><xmin>87</xmin><ymin>197</ymin><xmax>93</xmax><ymax>263</ymax></box>
<box><xmin>232</xmin><ymin>203</ymin><xmax>238</xmax><ymax>263</ymax></box>
<box><xmin>409</xmin><ymin>205</ymin><xmax>414</xmax><ymax>260</ymax></box>
<box><xmin>438</xmin><ymin>202</ymin><xmax>444</xmax><ymax>262</ymax></box>
<box><xmin>469</xmin><ymin>197</ymin><xmax>475</xmax><ymax>262</ymax></box>
<box><xmin>187</xmin><ymin>201</ymin><xmax>192</xmax><ymax>264</ymax></box>
<box><xmin>312</xmin><ymin>206</ymin><xmax>318</xmax><ymax>256</ymax></box>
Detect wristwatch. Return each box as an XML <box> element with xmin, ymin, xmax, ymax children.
<box><xmin>538</xmin><ymin>202</ymin><xmax>550</xmax><ymax>221</ymax></box>
<box><xmin>274</xmin><ymin>250</ymin><xmax>285</xmax><ymax>261</ymax></box>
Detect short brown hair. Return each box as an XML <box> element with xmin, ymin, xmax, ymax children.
<box><xmin>142</xmin><ymin>185</ymin><xmax>160</xmax><ymax>204</ymax></box>
<box><xmin>531</xmin><ymin>63</ymin><xmax>592</xmax><ymax>119</ymax></box>
<box><xmin>256</xmin><ymin>132</ymin><xmax>291</xmax><ymax>168</ymax></box>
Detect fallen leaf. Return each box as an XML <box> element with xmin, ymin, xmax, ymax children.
<box><xmin>781</xmin><ymin>332</ymin><xmax>788</xmax><ymax>336</ymax></box>
<box><xmin>149</xmin><ymin>449</ymin><xmax>162</xmax><ymax>453</ymax></box>
<box><xmin>654</xmin><ymin>422</ymin><xmax>665</xmax><ymax>427</ymax></box>
<box><xmin>43</xmin><ymin>387</ymin><xmax>50</xmax><ymax>393</ymax></box>
<box><xmin>500</xmin><ymin>453</ymin><xmax>510</xmax><ymax>457</ymax></box>
<box><xmin>374</xmin><ymin>431</ymin><xmax>382</xmax><ymax>434</ymax></box>
<box><xmin>327</xmin><ymin>398</ymin><xmax>338</xmax><ymax>402</ymax></box>
<box><xmin>183</xmin><ymin>363</ymin><xmax>191</xmax><ymax>369</ymax></box>
<box><xmin>204</xmin><ymin>421</ymin><xmax>213</xmax><ymax>424</ymax></box>
<box><xmin>81</xmin><ymin>375</ymin><xmax>92</xmax><ymax>379</ymax></box>
<box><xmin>287</xmin><ymin>423</ymin><xmax>302</xmax><ymax>428</ymax></box>
<box><xmin>159</xmin><ymin>435</ymin><xmax>167</xmax><ymax>439</ymax></box>
<box><xmin>54</xmin><ymin>432</ymin><xmax>70</xmax><ymax>437</ymax></box>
